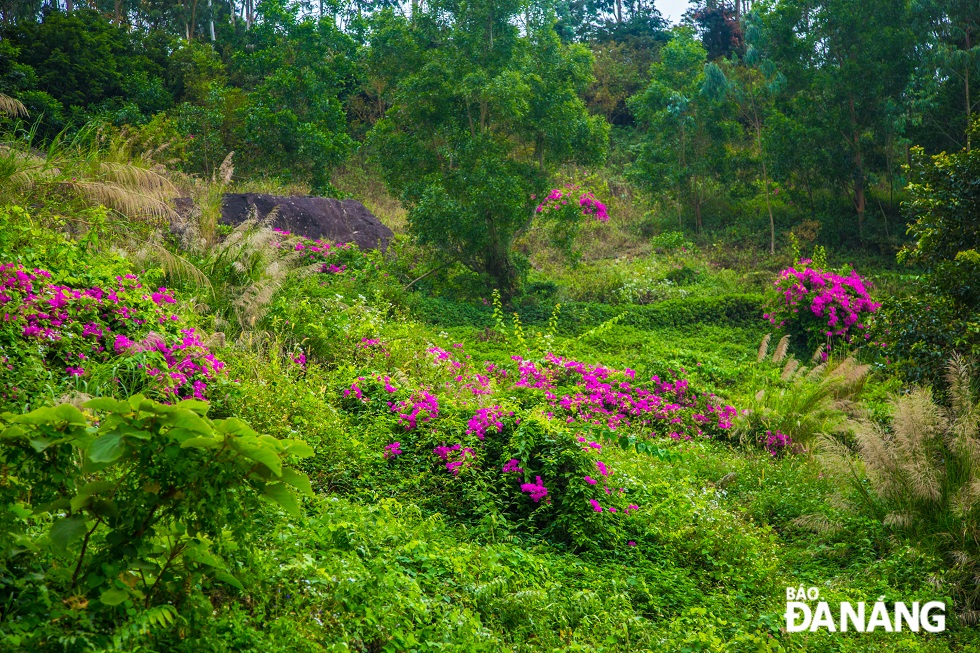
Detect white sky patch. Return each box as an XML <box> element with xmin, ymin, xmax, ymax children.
<box><xmin>657</xmin><ymin>0</ymin><xmax>690</xmax><ymax>24</ymax></box>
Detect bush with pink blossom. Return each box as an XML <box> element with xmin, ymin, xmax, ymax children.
<box><xmin>0</xmin><ymin>264</ymin><xmax>227</xmax><ymax>408</ymax></box>
<box><xmin>764</xmin><ymin>261</ymin><xmax>880</xmax><ymax>355</ymax></box>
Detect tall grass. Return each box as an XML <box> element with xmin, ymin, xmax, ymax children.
<box><xmin>736</xmin><ymin>335</ymin><xmax>870</xmax><ymax>450</ymax></box>
<box><xmin>814</xmin><ymin>355</ymin><xmax>980</xmax><ymax>624</ymax></box>
<box><xmin>0</xmin><ymin>123</ymin><xmax>179</xmax><ymax>224</ymax></box>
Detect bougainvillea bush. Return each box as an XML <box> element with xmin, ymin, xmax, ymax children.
<box><xmin>336</xmin><ymin>341</ymin><xmax>739</xmax><ymax>552</ymax></box>
<box><xmin>533</xmin><ymin>184</ymin><xmax>610</xmax><ymax>262</ymax></box>
<box><xmin>0</xmin><ymin>264</ymin><xmax>226</xmax><ymax>409</ymax></box>
<box><xmin>764</xmin><ymin>261</ymin><xmax>880</xmax><ymax>355</ymax></box>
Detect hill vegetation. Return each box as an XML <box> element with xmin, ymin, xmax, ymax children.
<box><xmin>1</xmin><ymin>0</ymin><xmax>979</xmax><ymax>651</ymax></box>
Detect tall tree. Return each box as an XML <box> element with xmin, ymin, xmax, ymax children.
<box><xmin>630</xmin><ymin>28</ymin><xmax>736</xmax><ymax>233</ymax></box>
<box><xmin>367</xmin><ymin>2</ymin><xmax>607</xmax><ymax>293</ymax></box>
<box><xmin>756</xmin><ymin>0</ymin><xmax>914</xmax><ymax>239</ymax></box>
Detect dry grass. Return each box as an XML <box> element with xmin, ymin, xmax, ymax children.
<box><xmin>0</xmin><ymin>124</ymin><xmax>179</xmax><ymax>224</ymax></box>
<box><xmin>808</xmin><ymin>355</ymin><xmax>980</xmax><ymax>624</ymax></box>
<box><xmin>332</xmin><ymin>152</ymin><xmax>407</xmax><ymax>233</ymax></box>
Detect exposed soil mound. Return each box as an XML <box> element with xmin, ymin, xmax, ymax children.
<box><xmin>220</xmin><ymin>194</ymin><xmax>394</xmax><ymax>251</ymax></box>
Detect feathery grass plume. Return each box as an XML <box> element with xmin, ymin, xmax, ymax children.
<box><xmin>215</xmin><ymin>151</ymin><xmax>235</xmax><ymax>185</ymax></box>
<box><xmin>814</xmin><ymin>357</ymin><xmax>980</xmax><ymax>624</ymax></box>
<box><xmin>146</xmin><ymin>205</ymin><xmax>309</xmax><ymax>339</ymax></box>
<box><xmin>0</xmin><ymin>121</ymin><xmax>178</xmax><ymax>224</ymax></box>
<box><xmin>811</xmin><ymin>343</ymin><xmax>825</xmax><ymax>363</ymax></box>
<box><xmin>772</xmin><ymin>335</ymin><xmax>790</xmax><ymax>363</ymax></box>
<box><xmin>757</xmin><ymin>333</ymin><xmax>771</xmax><ymax>362</ymax></box>
<box><xmin>780</xmin><ymin>358</ymin><xmax>799</xmax><ymax>381</ymax></box>
<box><xmin>0</xmin><ymin>93</ymin><xmax>27</xmax><ymax>117</ymax></box>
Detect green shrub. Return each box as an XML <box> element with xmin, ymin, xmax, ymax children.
<box><xmin>0</xmin><ymin>396</ymin><xmax>313</xmax><ymax>651</ymax></box>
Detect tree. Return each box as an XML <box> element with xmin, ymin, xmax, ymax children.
<box><xmin>630</xmin><ymin>28</ymin><xmax>735</xmax><ymax>233</ymax></box>
<box><xmin>908</xmin><ymin>0</ymin><xmax>980</xmax><ymax>152</ymax></box>
<box><xmin>367</xmin><ymin>2</ymin><xmax>607</xmax><ymax>294</ymax></box>
<box><xmin>683</xmin><ymin>0</ymin><xmax>743</xmax><ymax>60</ymax></box>
<box><xmin>756</xmin><ymin>0</ymin><xmax>915</xmax><ymax>239</ymax></box>
<box><xmin>703</xmin><ymin>15</ymin><xmax>785</xmax><ymax>253</ymax></box>
<box><xmin>231</xmin><ymin>0</ymin><xmax>356</xmax><ymax>191</ymax></box>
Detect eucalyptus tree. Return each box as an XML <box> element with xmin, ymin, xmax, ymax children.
<box><xmin>755</xmin><ymin>0</ymin><xmax>915</xmax><ymax>239</ymax></box>
<box><xmin>630</xmin><ymin>28</ymin><xmax>736</xmax><ymax>234</ymax></box>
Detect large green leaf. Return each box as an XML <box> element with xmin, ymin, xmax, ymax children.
<box><xmin>84</xmin><ymin>397</ymin><xmax>132</xmax><ymax>413</ymax></box>
<box><xmin>261</xmin><ymin>482</ymin><xmax>300</xmax><ymax>516</ymax></box>
<box><xmin>165</xmin><ymin>409</ymin><xmax>213</xmax><ymax>435</ymax></box>
<box><xmin>213</xmin><ymin>570</ymin><xmax>244</xmax><ymax>590</ymax></box>
<box><xmin>240</xmin><ymin>446</ymin><xmax>282</xmax><ymax>477</ymax></box>
<box><xmin>99</xmin><ymin>588</ymin><xmax>130</xmax><ymax>606</ymax></box>
<box><xmin>280</xmin><ymin>467</ymin><xmax>314</xmax><ymax>497</ymax></box>
<box><xmin>280</xmin><ymin>439</ymin><xmax>315</xmax><ymax>458</ymax></box>
<box><xmin>50</xmin><ymin>516</ymin><xmax>89</xmax><ymax>554</ymax></box>
<box><xmin>88</xmin><ymin>431</ymin><xmax>128</xmax><ymax>463</ymax></box>
<box><xmin>70</xmin><ymin>480</ymin><xmax>116</xmax><ymax>512</ymax></box>
<box><xmin>180</xmin><ymin>436</ymin><xmax>220</xmax><ymax>450</ymax></box>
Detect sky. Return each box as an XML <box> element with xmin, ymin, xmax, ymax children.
<box><xmin>658</xmin><ymin>0</ymin><xmax>690</xmax><ymax>24</ymax></box>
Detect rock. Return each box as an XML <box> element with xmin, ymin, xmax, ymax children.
<box><xmin>220</xmin><ymin>193</ymin><xmax>393</xmax><ymax>251</ymax></box>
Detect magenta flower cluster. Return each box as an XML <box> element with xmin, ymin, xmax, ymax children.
<box><xmin>0</xmin><ymin>264</ymin><xmax>226</xmax><ymax>402</ymax></box>
<box><xmin>510</xmin><ymin>353</ymin><xmax>735</xmax><ymax>439</ymax></box>
<box><xmin>535</xmin><ymin>185</ymin><xmax>609</xmax><ymax>222</ymax></box>
<box><xmin>466</xmin><ymin>405</ymin><xmax>506</xmax><ymax>440</ymax></box>
<box><xmin>765</xmin><ymin>262</ymin><xmax>880</xmax><ymax>348</ymax></box>
<box><xmin>384</xmin><ymin>441</ymin><xmax>403</xmax><ymax>459</ymax></box>
<box><xmin>763</xmin><ymin>430</ymin><xmax>792</xmax><ymax>457</ymax></box>
<box><xmin>520</xmin><ymin>476</ymin><xmax>549</xmax><ymax>502</ymax></box>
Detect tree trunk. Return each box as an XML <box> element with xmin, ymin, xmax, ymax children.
<box><xmin>966</xmin><ymin>28</ymin><xmax>972</xmax><ymax>152</ymax></box>
<box><xmin>615</xmin><ymin>0</ymin><xmax>622</xmax><ymax>22</ymax></box>
<box><xmin>753</xmin><ymin>113</ymin><xmax>775</xmax><ymax>255</ymax></box>
<box><xmin>849</xmin><ymin>96</ymin><xmax>865</xmax><ymax>239</ymax></box>
<box><xmin>209</xmin><ymin>0</ymin><xmax>215</xmax><ymax>40</ymax></box>
<box><xmin>484</xmin><ymin>213</ymin><xmax>516</xmax><ymax>298</ymax></box>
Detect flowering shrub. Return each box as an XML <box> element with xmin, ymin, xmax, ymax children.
<box><xmin>341</xmin><ymin>340</ymin><xmax>738</xmax><ymax>550</ymax></box>
<box><xmin>533</xmin><ymin>184</ymin><xmax>610</xmax><ymax>261</ymax></box>
<box><xmin>535</xmin><ymin>185</ymin><xmax>609</xmax><ymax>223</ymax></box>
<box><xmin>763</xmin><ymin>430</ymin><xmax>792</xmax><ymax>457</ymax></box>
<box><xmin>764</xmin><ymin>262</ymin><xmax>880</xmax><ymax>354</ymax></box>
<box><xmin>0</xmin><ymin>264</ymin><xmax>226</xmax><ymax>407</ymax></box>
<box><xmin>272</xmin><ymin>228</ymin><xmax>380</xmax><ymax>280</ymax></box>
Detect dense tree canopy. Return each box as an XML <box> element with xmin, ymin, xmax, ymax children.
<box><xmin>0</xmin><ymin>0</ymin><xmax>976</xmax><ymax>252</ymax></box>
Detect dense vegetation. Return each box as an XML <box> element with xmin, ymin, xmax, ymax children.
<box><xmin>1</xmin><ymin>0</ymin><xmax>980</xmax><ymax>651</ymax></box>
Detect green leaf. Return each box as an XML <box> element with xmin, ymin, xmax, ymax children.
<box><xmin>183</xmin><ymin>544</ymin><xmax>227</xmax><ymax>568</ymax></box>
<box><xmin>0</xmin><ymin>425</ymin><xmax>27</xmax><ymax>439</ymax></box>
<box><xmin>52</xmin><ymin>404</ymin><xmax>88</xmax><ymax>425</ymax></box>
<box><xmin>176</xmin><ymin>398</ymin><xmax>210</xmax><ymax>414</ymax></box>
<box><xmin>280</xmin><ymin>439</ymin><xmax>315</xmax><ymax>458</ymax></box>
<box><xmin>165</xmin><ymin>409</ymin><xmax>213</xmax><ymax>435</ymax></box>
<box><xmin>280</xmin><ymin>467</ymin><xmax>314</xmax><ymax>497</ymax></box>
<box><xmin>70</xmin><ymin>480</ymin><xmax>116</xmax><ymax>512</ymax></box>
<box><xmin>241</xmin><ymin>446</ymin><xmax>282</xmax><ymax>477</ymax></box>
<box><xmin>88</xmin><ymin>431</ymin><xmax>128</xmax><ymax>463</ymax></box>
<box><xmin>215</xmin><ymin>418</ymin><xmax>257</xmax><ymax>437</ymax></box>
<box><xmin>180</xmin><ymin>436</ymin><xmax>220</xmax><ymax>450</ymax></box>
<box><xmin>618</xmin><ymin>436</ymin><xmax>630</xmax><ymax>450</ymax></box>
<box><xmin>50</xmin><ymin>516</ymin><xmax>89</xmax><ymax>554</ymax></box>
<box><xmin>99</xmin><ymin>588</ymin><xmax>130</xmax><ymax>606</ymax></box>
<box><xmin>83</xmin><ymin>397</ymin><xmax>132</xmax><ymax>414</ymax></box>
<box><xmin>261</xmin><ymin>482</ymin><xmax>301</xmax><ymax>516</ymax></box>
<box><xmin>12</xmin><ymin>406</ymin><xmax>57</xmax><ymax>425</ymax></box>
<box><xmin>213</xmin><ymin>570</ymin><xmax>244</xmax><ymax>590</ymax></box>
